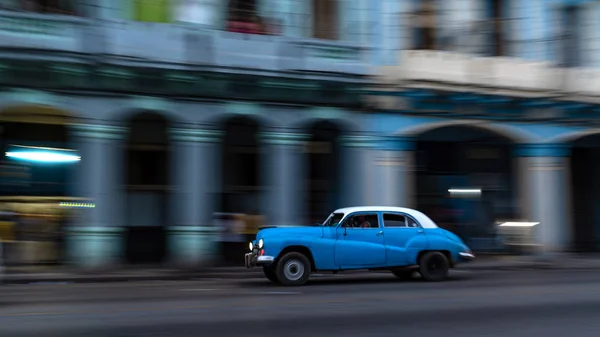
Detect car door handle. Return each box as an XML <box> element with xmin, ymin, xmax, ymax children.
<box><xmin>376</xmin><ymin>231</ymin><xmax>384</xmax><ymax>236</ymax></box>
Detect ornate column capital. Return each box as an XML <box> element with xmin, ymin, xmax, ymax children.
<box><xmin>170</xmin><ymin>128</ymin><xmax>223</xmax><ymax>143</ymax></box>
<box><xmin>339</xmin><ymin>135</ymin><xmax>378</xmax><ymax>148</ymax></box>
<box><xmin>514</xmin><ymin>143</ymin><xmax>571</xmax><ymax>158</ymax></box>
<box><xmin>260</xmin><ymin>131</ymin><xmax>310</xmax><ymax>146</ymax></box>
<box><xmin>375</xmin><ymin>136</ymin><xmax>416</xmax><ymax>151</ymax></box>
<box><xmin>70</xmin><ymin>124</ymin><xmax>126</xmax><ymax>140</ymax></box>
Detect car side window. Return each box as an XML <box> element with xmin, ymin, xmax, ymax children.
<box><xmin>343</xmin><ymin>213</ymin><xmax>380</xmax><ymax>229</ymax></box>
<box><xmin>406</xmin><ymin>217</ymin><xmax>419</xmax><ymax>228</ymax></box>
<box><xmin>383</xmin><ymin>213</ymin><xmax>407</xmax><ymax>228</ymax></box>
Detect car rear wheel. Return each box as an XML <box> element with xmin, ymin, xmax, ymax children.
<box><xmin>263</xmin><ymin>266</ymin><xmax>279</xmax><ymax>283</ymax></box>
<box><xmin>276</xmin><ymin>252</ymin><xmax>311</xmax><ymax>286</ymax></box>
<box><xmin>419</xmin><ymin>251</ymin><xmax>449</xmax><ymax>282</ymax></box>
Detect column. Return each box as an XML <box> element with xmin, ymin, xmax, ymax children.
<box><xmin>167</xmin><ymin>128</ymin><xmax>222</xmax><ymax>268</ymax></box>
<box><xmin>261</xmin><ymin>131</ymin><xmax>309</xmax><ymax>226</ymax></box>
<box><xmin>67</xmin><ymin>124</ymin><xmax>126</xmax><ymax>269</ymax></box>
<box><xmin>372</xmin><ymin>136</ymin><xmax>416</xmax><ymax>208</ymax></box>
<box><xmin>339</xmin><ymin>135</ymin><xmax>377</xmax><ymax>207</ymax></box>
<box><xmin>516</xmin><ymin>144</ymin><xmax>571</xmax><ymax>254</ymax></box>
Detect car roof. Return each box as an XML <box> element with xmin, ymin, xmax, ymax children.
<box><xmin>332</xmin><ymin>206</ymin><xmax>439</xmax><ymax>229</ymax></box>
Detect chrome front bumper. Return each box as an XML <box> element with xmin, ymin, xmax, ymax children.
<box><xmin>244</xmin><ymin>253</ymin><xmax>275</xmax><ymax>268</ymax></box>
<box><xmin>459</xmin><ymin>252</ymin><xmax>476</xmax><ymax>261</ymax></box>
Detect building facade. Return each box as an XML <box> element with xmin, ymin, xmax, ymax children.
<box><xmin>1</xmin><ymin>0</ymin><xmax>600</xmax><ymax>270</ymax></box>
<box><xmin>369</xmin><ymin>0</ymin><xmax>600</xmax><ymax>254</ymax></box>
<box><xmin>0</xmin><ymin>0</ymin><xmax>375</xmax><ymax>268</ymax></box>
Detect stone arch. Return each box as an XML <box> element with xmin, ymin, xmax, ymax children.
<box><xmin>549</xmin><ymin>129</ymin><xmax>600</xmax><ymax>144</ymax></box>
<box><xmin>0</xmin><ymin>104</ymin><xmax>80</xmax><ymax>125</ymax></box>
<box><xmin>407</xmin><ymin>119</ymin><xmax>524</xmax><ymax>252</ymax></box>
<box><xmin>199</xmin><ymin>101</ymin><xmax>282</xmax><ymax>129</ymax></box>
<box><xmin>208</xmin><ymin>111</ymin><xmax>280</xmax><ymax>130</ymax></box>
<box><xmin>395</xmin><ymin>120</ymin><xmax>536</xmax><ymax>143</ymax></box>
<box><xmin>292</xmin><ymin>116</ymin><xmax>362</xmax><ymax>134</ymax></box>
<box><xmin>0</xmin><ymin>89</ymin><xmax>82</xmax><ymax>123</ymax></box>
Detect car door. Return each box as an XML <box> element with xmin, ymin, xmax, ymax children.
<box><xmin>382</xmin><ymin>212</ymin><xmax>428</xmax><ymax>266</ymax></box>
<box><xmin>334</xmin><ymin>212</ymin><xmax>386</xmax><ymax>268</ymax></box>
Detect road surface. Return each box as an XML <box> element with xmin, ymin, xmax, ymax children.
<box><xmin>1</xmin><ymin>269</ymin><xmax>600</xmax><ymax>336</ymax></box>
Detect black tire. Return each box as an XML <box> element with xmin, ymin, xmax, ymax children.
<box><xmin>391</xmin><ymin>269</ymin><xmax>414</xmax><ymax>280</ymax></box>
<box><xmin>263</xmin><ymin>266</ymin><xmax>279</xmax><ymax>283</ymax></box>
<box><xmin>418</xmin><ymin>251</ymin><xmax>450</xmax><ymax>282</ymax></box>
<box><xmin>275</xmin><ymin>252</ymin><xmax>311</xmax><ymax>286</ymax></box>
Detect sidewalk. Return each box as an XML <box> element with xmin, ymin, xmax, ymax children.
<box><xmin>3</xmin><ymin>254</ymin><xmax>600</xmax><ymax>284</ymax></box>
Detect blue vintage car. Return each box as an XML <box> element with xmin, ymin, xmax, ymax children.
<box><xmin>244</xmin><ymin>206</ymin><xmax>474</xmax><ymax>286</ymax></box>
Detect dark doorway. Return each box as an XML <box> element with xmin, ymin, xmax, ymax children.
<box><xmin>306</xmin><ymin>120</ymin><xmax>342</xmax><ymax>224</ymax></box>
<box><xmin>571</xmin><ymin>134</ymin><xmax>600</xmax><ymax>252</ymax></box>
<box><xmin>414</xmin><ymin>126</ymin><xmax>516</xmax><ymax>252</ymax></box>
<box><xmin>218</xmin><ymin>116</ymin><xmax>261</xmax><ymax>265</ymax></box>
<box><xmin>124</xmin><ymin>112</ymin><xmax>171</xmax><ymax>264</ymax></box>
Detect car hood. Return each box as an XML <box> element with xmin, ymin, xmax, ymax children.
<box><xmin>256</xmin><ymin>226</ymin><xmax>324</xmax><ymax>240</ymax></box>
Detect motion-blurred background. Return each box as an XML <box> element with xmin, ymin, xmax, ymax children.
<box><xmin>0</xmin><ymin>0</ymin><xmax>598</xmax><ymax>272</ymax></box>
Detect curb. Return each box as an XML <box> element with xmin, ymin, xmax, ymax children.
<box><xmin>3</xmin><ymin>262</ymin><xmax>600</xmax><ymax>284</ymax></box>
<box><xmin>1</xmin><ymin>270</ymin><xmax>264</xmax><ymax>285</ymax></box>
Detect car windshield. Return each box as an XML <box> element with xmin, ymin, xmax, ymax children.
<box><xmin>322</xmin><ymin>213</ymin><xmax>344</xmax><ymax>227</ymax></box>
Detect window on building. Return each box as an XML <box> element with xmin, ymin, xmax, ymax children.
<box><xmin>312</xmin><ymin>0</ymin><xmax>338</xmax><ymax>40</ymax></box>
<box><xmin>175</xmin><ymin>0</ymin><xmax>219</xmax><ymax>26</ymax></box>
<box><xmin>226</xmin><ymin>0</ymin><xmax>274</xmax><ymax>35</ymax></box>
<box><xmin>133</xmin><ymin>0</ymin><xmax>171</xmax><ymax>23</ymax></box>
<box><xmin>561</xmin><ymin>6</ymin><xmax>581</xmax><ymax>67</ymax></box>
<box><xmin>488</xmin><ymin>0</ymin><xmax>506</xmax><ymax>57</ymax></box>
<box><xmin>4</xmin><ymin>0</ymin><xmax>78</xmax><ymax>14</ymax></box>
<box><xmin>413</xmin><ymin>0</ymin><xmax>436</xmax><ymax>50</ymax></box>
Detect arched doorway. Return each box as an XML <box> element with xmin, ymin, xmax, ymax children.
<box><xmin>123</xmin><ymin>112</ymin><xmax>171</xmax><ymax>264</ymax></box>
<box><xmin>218</xmin><ymin>116</ymin><xmax>262</xmax><ymax>265</ymax></box>
<box><xmin>0</xmin><ymin>106</ymin><xmax>78</xmax><ymax>266</ymax></box>
<box><xmin>306</xmin><ymin>120</ymin><xmax>342</xmax><ymax>223</ymax></box>
<box><xmin>414</xmin><ymin>125</ymin><xmax>517</xmax><ymax>252</ymax></box>
<box><xmin>570</xmin><ymin>133</ymin><xmax>600</xmax><ymax>252</ymax></box>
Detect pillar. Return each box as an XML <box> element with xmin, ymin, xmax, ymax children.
<box><xmin>516</xmin><ymin>143</ymin><xmax>571</xmax><ymax>254</ymax></box>
<box><xmin>167</xmin><ymin>128</ymin><xmax>222</xmax><ymax>269</ymax></box>
<box><xmin>260</xmin><ymin>131</ymin><xmax>308</xmax><ymax>226</ymax></box>
<box><xmin>339</xmin><ymin>135</ymin><xmax>376</xmax><ymax>207</ymax></box>
<box><xmin>67</xmin><ymin>124</ymin><xmax>126</xmax><ymax>269</ymax></box>
<box><xmin>372</xmin><ymin>136</ymin><xmax>416</xmax><ymax>208</ymax></box>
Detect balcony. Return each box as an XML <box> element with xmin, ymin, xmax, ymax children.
<box><xmin>0</xmin><ymin>10</ymin><xmax>87</xmax><ymax>54</ymax></box>
<box><xmin>396</xmin><ymin>50</ymin><xmax>562</xmax><ymax>94</ymax></box>
<box><xmin>0</xmin><ymin>10</ymin><xmax>368</xmax><ymax>77</ymax></box>
<box><xmin>101</xmin><ymin>22</ymin><xmax>367</xmax><ymax>75</ymax></box>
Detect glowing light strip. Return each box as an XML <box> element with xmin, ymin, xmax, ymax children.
<box><xmin>59</xmin><ymin>202</ymin><xmax>96</xmax><ymax>208</ymax></box>
<box><xmin>498</xmin><ymin>222</ymin><xmax>539</xmax><ymax>227</ymax></box>
<box><xmin>448</xmin><ymin>189</ymin><xmax>482</xmax><ymax>194</ymax></box>
<box><xmin>6</xmin><ymin>151</ymin><xmax>81</xmax><ymax>163</ymax></box>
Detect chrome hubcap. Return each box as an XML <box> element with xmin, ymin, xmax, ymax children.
<box><xmin>283</xmin><ymin>259</ymin><xmax>304</xmax><ymax>281</ymax></box>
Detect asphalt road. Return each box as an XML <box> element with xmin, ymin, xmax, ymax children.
<box><xmin>2</xmin><ymin>269</ymin><xmax>600</xmax><ymax>336</ymax></box>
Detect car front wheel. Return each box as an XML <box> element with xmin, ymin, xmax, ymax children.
<box><xmin>276</xmin><ymin>252</ymin><xmax>311</xmax><ymax>286</ymax></box>
<box><xmin>419</xmin><ymin>251</ymin><xmax>450</xmax><ymax>282</ymax></box>
<box><xmin>263</xmin><ymin>266</ymin><xmax>279</xmax><ymax>283</ymax></box>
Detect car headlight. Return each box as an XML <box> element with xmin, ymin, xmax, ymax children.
<box><xmin>249</xmin><ymin>242</ymin><xmax>253</xmax><ymax>251</ymax></box>
<box><xmin>257</xmin><ymin>238</ymin><xmax>264</xmax><ymax>249</ymax></box>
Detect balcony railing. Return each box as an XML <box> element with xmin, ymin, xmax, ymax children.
<box><xmin>0</xmin><ymin>10</ymin><xmax>368</xmax><ymax>76</ymax></box>
<box><xmin>394</xmin><ymin>50</ymin><xmax>600</xmax><ymax>96</ymax></box>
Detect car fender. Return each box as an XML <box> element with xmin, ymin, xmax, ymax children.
<box><xmin>425</xmin><ymin>233</ymin><xmax>469</xmax><ymax>264</ymax></box>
